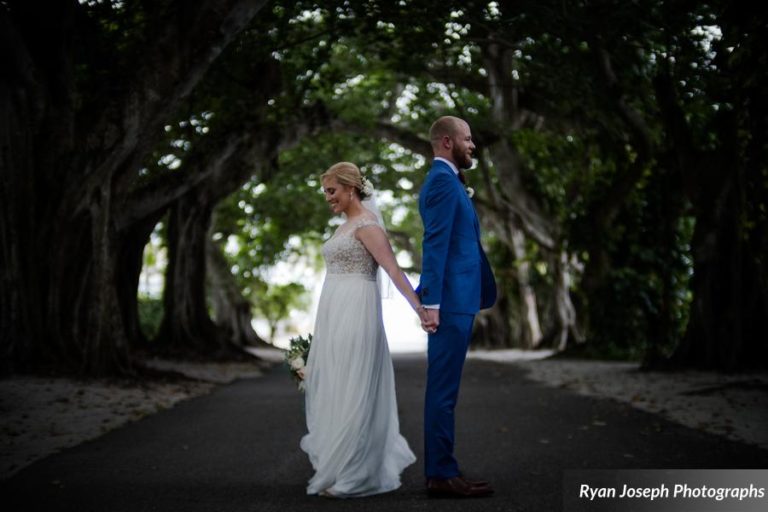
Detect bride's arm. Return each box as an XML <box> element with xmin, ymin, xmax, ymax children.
<box><xmin>356</xmin><ymin>225</ymin><xmax>425</xmax><ymax>315</ymax></box>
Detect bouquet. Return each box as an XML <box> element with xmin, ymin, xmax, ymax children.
<box><xmin>285</xmin><ymin>333</ymin><xmax>312</xmax><ymax>391</ymax></box>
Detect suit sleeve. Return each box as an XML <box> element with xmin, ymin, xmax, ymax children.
<box><xmin>419</xmin><ymin>173</ymin><xmax>459</xmax><ymax>306</ymax></box>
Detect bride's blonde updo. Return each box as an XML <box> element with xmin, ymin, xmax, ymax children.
<box><xmin>321</xmin><ymin>161</ymin><xmax>373</xmax><ymax>200</ymax></box>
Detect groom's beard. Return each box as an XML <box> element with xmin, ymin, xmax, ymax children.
<box><xmin>452</xmin><ymin>144</ymin><xmax>473</xmax><ymax>170</ymax></box>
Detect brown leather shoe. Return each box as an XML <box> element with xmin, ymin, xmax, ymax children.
<box><xmin>426</xmin><ymin>476</ymin><xmax>494</xmax><ymax>498</ymax></box>
<box><xmin>458</xmin><ymin>473</ymin><xmax>491</xmax><ymax>488</ymax></box>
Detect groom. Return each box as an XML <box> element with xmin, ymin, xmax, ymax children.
<box><xmin>417</xmin><ymin>116</ymin><xmax>497</xmax><ymax>498</ymax></box>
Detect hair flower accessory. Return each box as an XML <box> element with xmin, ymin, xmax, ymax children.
<box><xmin>361</xmin><ymin>176</ymin><xmax>375</xmax><ymax>198</ymax></box>
<box><xmin>466</xmin><ymin>186</ymin><xmax>475</xmax><ymax>198</ymax></box>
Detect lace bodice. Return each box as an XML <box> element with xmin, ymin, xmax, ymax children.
<box><xmin>323</xmin><ymin>218</ymin><xmax>381</xmax><ymax>277</ymax></box>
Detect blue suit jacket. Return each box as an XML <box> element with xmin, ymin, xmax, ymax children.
<box><xmin>417</xmin><ymin>160</ymin><xmax>496</xmax><ymax>314</ymax></box>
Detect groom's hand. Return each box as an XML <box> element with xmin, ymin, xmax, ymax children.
<box><xmin>421</xmin><ymin>308</ymin><xmax>439</xmax><ymax>333</ymax></box>
<box><xmin>417</xmin><ymin>308</ymin><xmax>433</xmax><ymax>332</ymax></box>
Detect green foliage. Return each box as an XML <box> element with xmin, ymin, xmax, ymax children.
<box><xmin>138</xmin><ymin>296</ymin><xmax>164</xmax><ymax>341</ymax></box>
<box><xmin>125</xmin><ymin>0</ymin><xmax>766</xmax><ymax>363</ymax></box>
<box><xmin>251</xmin><ymin>280</ymin><xmax>310</xmax><ymax>342</ymax></box>
<box><xmin>580</xmin><ymin>170</ymin><xmax>694</xmax><ymax>359</ymax></box>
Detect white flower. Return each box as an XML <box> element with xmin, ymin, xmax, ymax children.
<box><xmin>290</xmin><ymin>356</ymin><xmax>305</xmax><ymax>370</ymax></box>
<box><xmin>466</xmin><ymin>187</ymin><xmax>475</xmax><ymax>198</ymax></box>
<box><xmin>298</xmin><ymin>381</ymin><xmax>306</xmax><ymax>392</ymax></box>
<box><xmin>361</xmin><ymin>177</ymin><xmax>374</xmax><ymax>197</ymax></box>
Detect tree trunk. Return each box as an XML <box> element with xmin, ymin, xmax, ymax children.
<box><xmin>206</xmin><ymin>236</ymin><xmax>269</xmax><ymax>348</ymax></box>
<box><xmin>116</xmin><ymin>213</ymin><xmax>165</xmax><ymax>349</ymax></box>
<box><xmin>551</xmin><ymin>250</ymin><xmax>583</xmax><ymax>351</ymax></box>
<box><xmin>0</xmin><ymin>1</ymin><xmax>267</xmax><ymax>375</ymax></box>
<box><xmin>655</xmin><ymin>47</ymin><xmax>768</xmax><ymax>370</ymax></box>
<box><xmin>157</xmin><ymin>197</ymin><xmax>228</xmax><ymax>356</ymax></box>
<box><xmin>154</xmin><ymin>118</ymin><xmax>280</xmax><ymax>357</ymax></box>
<box><xmin>671</xmin><ymin>160</ymin><xmax>766</xmax><ymax>370</ymax></box>
<box><xmin>479</xmin><ymin>38</ymin><xmax>576</xmax><ymax>350</ymax></box>
<box><xmin>507</xmin><ymin>219</ymin><xmax>542</xmax><ymax>348</ymax></box>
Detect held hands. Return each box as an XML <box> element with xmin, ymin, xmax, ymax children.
<box><xmin>417</xmin><ymin>306</ymin><xmax>439</xmax><ymax>333</ymax></box>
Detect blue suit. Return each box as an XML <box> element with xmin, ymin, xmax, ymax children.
<box><xmin>417</xmin><ymin>159</ymin><xmax>496</xmax><ymax>479</ymax></box>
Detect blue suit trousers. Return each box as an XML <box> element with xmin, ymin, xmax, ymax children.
<box><xmin>424</xmin><ymin>311</ymin><xmax>475</xmax><ymax>478</ymax></box>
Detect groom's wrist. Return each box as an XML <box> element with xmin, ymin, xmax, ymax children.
<box><xmin>422</xmin><ymin>304</ymin><xmax>440</xmax><ymax>309</ymax></box>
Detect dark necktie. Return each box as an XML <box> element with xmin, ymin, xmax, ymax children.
<box><xmin>457</xmin><ymin>169</ymin><xmax>466</xmax><ymax>185</ymax></box>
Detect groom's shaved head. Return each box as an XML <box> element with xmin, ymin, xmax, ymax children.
<box><xmin>429</xmin><ymin>116</ymin><xmax>465</xmax><ymax>147</ymax></box>
<box><xmin>429</xmin><ymin>115</ymin><xmax>475</xmax><ymax>169</ymax></box>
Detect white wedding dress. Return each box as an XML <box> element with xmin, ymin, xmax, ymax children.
<box><xmin>300</xmin><ymin>217</ymin><xmax>416</xmax><ymax>497</ymax></box>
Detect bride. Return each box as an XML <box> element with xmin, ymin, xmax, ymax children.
<box><xmin>300</xmin><ymin>161</ymin><xmax>427</xmax><ymax>497</ymax></box>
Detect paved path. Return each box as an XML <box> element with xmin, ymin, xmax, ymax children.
<box><xmin>3</xmin><ymin>355</ymin><xmax>767</xmax><ymax>511</ymax></box>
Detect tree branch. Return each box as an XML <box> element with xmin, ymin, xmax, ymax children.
<box><xmin>115</xmin><ymin>132</ymin><xmax>250</xmax><ymax>232</ymax></box>
<box><xmin>74</xmin><ymin>0</ymin><xmax>269</xmax><ymax>211</ymax></box>
<box><xmin>597</xmin><ymin>47</ymin><xmax>654</xmax><ymax>158</ymax></box>
<box><xmin>588</xmin><ymin>46</ymin><xmax>657</xmax><ymax>228</ymax></box>
<box><xmin>331</xmin><ymin>118</ymin><xmax>432</xmax><ymax>159</ymax></box>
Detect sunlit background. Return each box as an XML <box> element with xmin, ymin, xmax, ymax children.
<box><xmin>247</xmin><ymin>258</ymin><xmax>427</xmax><ymax>353</ymax></box>
<box><xmin>138</xmin><ymin>209</ymin><xmax>428</xmax><ymax>354</ymax></box>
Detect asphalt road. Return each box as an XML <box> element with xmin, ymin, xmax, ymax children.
<box><xmin>3</xmin><ymin>354</ymin><xmax>767</xmax><ymax>512</ymax></box>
